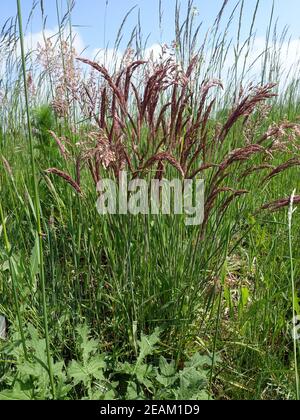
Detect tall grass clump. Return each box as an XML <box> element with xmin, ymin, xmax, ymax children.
<box><xmin>0</xmin><ymin>0</ymin><xmax>299</xmax><ymax>400</ymax></box>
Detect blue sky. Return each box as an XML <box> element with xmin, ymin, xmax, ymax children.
<box><xmin>1</xmin><ymin>0</ymin><xmax>300</xmax><ymax>54</ymax></box>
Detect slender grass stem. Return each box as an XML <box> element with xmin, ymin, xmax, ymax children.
<box><xmin>16</xmin><ymin>0</ymin><xmax>56</xmax><ymax>399</ymax></box>
<box><xmin>288</xmin><ymin>190</ymin><xmax>300</xmax><ymax>401</ymax></box>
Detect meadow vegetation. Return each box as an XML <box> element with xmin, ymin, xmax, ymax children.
<box><xmin>0</xmin><ymin>0</ymin><xmax>299</xmax><ymax>400</ymax></box>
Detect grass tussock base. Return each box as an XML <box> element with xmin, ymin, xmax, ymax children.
<box><xmin>0</xmin><ymin>0</ymin><xmax>299</xmax><ymax>400</ymax></box>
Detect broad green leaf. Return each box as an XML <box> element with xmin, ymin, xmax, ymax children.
<box><xmin>241</xmin><ymin>287</ymin><xmax>250</xmax><ymax>307</ymax></box>
<box><xmin>126</xmin><ymin>381</ymin><xmax>138</xmax><ymax>400</ymax></box>
<box><xmin>185</xmin><ymin>352</ymin><xmax>213</xmax><ymax>369</ymax></box>
<box><xmin>68</xmin><ymin>356</ymin><xmax>106</xmax><ymax>386</ymax></box>
<box><xmin>135</xmin><ymin>363</ymin><xmax>154</xmax><ymax>389</ymax></box>
<box><xmin>0</xmin><ymin>389</ymin><xmax>32</xmax><ymax>400</ymax></box>
<box><xmin>0</xmin><ymin>382</ymin><xmax>32</xmax><ymax>401</ymax></box>
<box><xmin>137</xmin><ymin>328</ymin><xmax>160</xmax><ymax>364</ymax></box>
<box><xmin>159</xmin><ymin>356</ymin><xmax>176</xmax><ymax>377</ymax></box>
<box><xmin>76</xmin><ymin>324</ymin><xmax>99</xmax><ymax>363</ymax></box>
<box><xmin>156</xmin><ymin>373</ymin><xmax>177</xmax><ymax>387</ymax></box>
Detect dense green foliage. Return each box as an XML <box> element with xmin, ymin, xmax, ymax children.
<box><xmin>0</xmin><ymin>0</ymin><xmax>299</xmax><ymax>400</ymax></box>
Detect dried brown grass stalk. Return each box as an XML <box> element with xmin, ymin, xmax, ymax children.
<box><xmin>261</xmin><ymin>196</ymin><xmax>300</xmax><ymax>212</ymax></box>
<box><xmin>200</xmin><ymin>187</ymin><xmax>249</xmax><ymax>238</ymax></box>
<box><xmin>239</xmin><ymin>164</ymin><xmax>274</xmax><ymax>180</ymax></box>
<box><xmin>262</xmin><ymin>158</ymin><xmax>300</xmax><ymax>183</ymax></box>
<box><xmin>45</xmin><ymin>168</ymin><xmax>82</xmax><ymax>194</ymax></box>
<box><xmin>139</xmin><ymin>152</ymin><xmax>185</xmax><ymax>178</ymax></box>
<box><xmin>48</xmin><ymin>130</ymin><xmax>69</xmax><ymax>160</ymax></box>
<box><xmin>219</xmin><ymin>84</ymin><xmax>277</xmax><ymax>143</ymax></box>
<box><xmin>77</xmin><ymin>58</ymin><xmax>127</xmax><ymax>109</ymax></box>
<box><xmin>2</xmin><ymin>156</ymin><xmax>13</xmax><ymax>178</ymax></box>
<box><xmin>258</xmin><ymin>122</ymin><xmax>300</xmax><ymax>145</ymax></box>
<box><xmin>44</xmin><ymin>49</ymin><xmax>300</xmax><ymax>237</ymax></box>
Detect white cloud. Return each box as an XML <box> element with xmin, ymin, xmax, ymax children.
<box><xmin>89</xmin><ymin>44</ymin><xmax>166</xmax><ymax>70</ymax></box>
<box><xmin>3</xmin><ymin>22</ymin><xmax>299</xmax><ymax>91</ymax></box>
<box><xmin>220</xmin><ymin>37</ymin><xmax>300</xmax><ymax>87</ymax></box>
<box><xmin>144</xmin><ymin>44</ymin><xmax>163</xmax><ymax>61</ymax></box>
<box><xmin>89</xmin><ymin>43</ymin><xmax>174</xmax><ymax>69</ymax></box>
<box><xmin>90</xmin><ymin>47</ymin><xmax>123</xmax><ymax>70</ymax></box>
<box><xmin>20</xmin><ymin>26</ymin><xmax>85</xmax><ymax>56</ymax></box>
<box><xmin>89</xmin><ymin>38</ymin><xmax>300</xmax><ymax>87</ymax></box>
